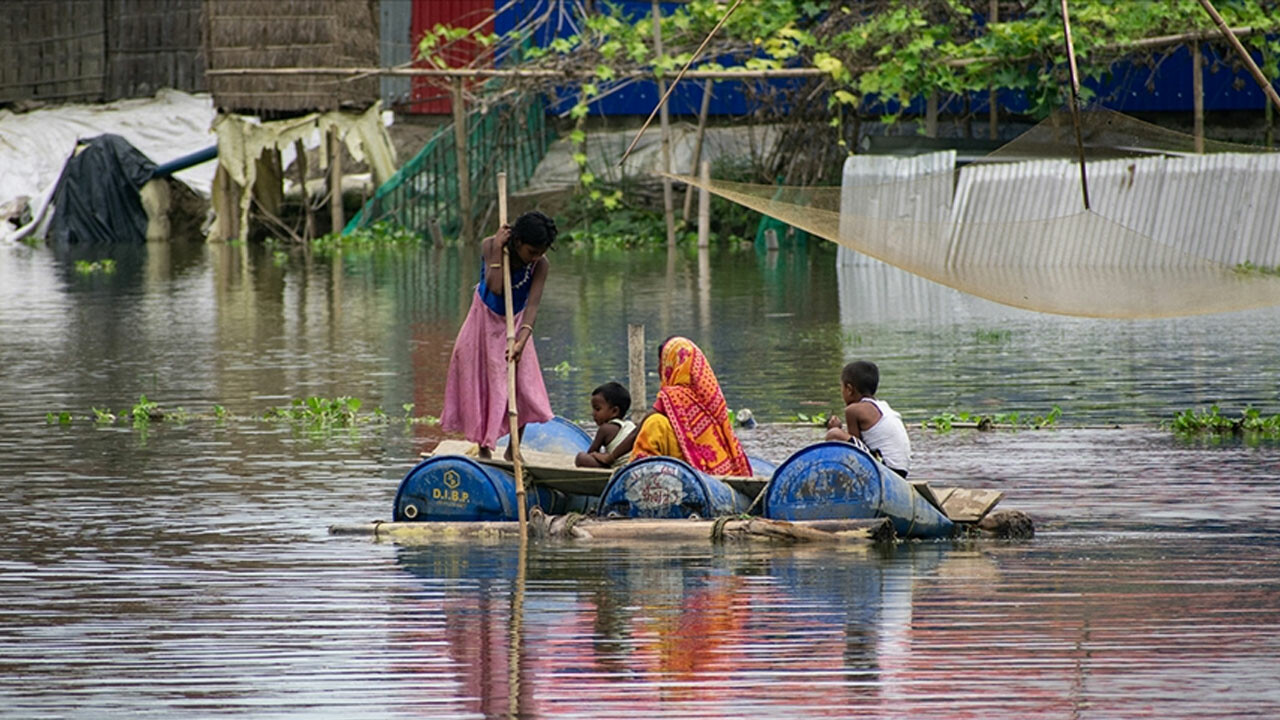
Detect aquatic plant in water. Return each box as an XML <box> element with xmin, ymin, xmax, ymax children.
<box><xmin>74</xmin><ymin>259</ymin><xmax>116</xmax><ymax>275</ymax></box>
<box><xmin>1170</xmin><ymin>405</ymin><xmax>1280</xmax><ymax>439</ymax></box>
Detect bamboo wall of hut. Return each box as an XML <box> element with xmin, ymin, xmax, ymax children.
<box><xmin>0</xmin><ymin>0</ymin><xmax>205</xmax><ymax>106</ymax></box>
<box><xmin>205</xmin><ymin>0</ymin><xmax>380</xmax><ymax>115</ymax></box>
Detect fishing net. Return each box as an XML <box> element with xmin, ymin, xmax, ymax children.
<box><xmin>671</xmin><ymin>108</ymin><xmax>1280</xmax><ymax>318</ymax></box>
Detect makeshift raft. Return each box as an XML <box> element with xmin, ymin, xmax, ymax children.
<box><xmin>352</xmin><ymin>416</ymin><xmax>1029</xmax><ymax>545</ymax></box>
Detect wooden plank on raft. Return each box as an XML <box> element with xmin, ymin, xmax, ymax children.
<box><xmin>934</xmin><ymin>487</ymin><xmax>1004</xmax><ymax>523</ymax></box>
<box><xmin>423</xmin><ymin>440</ymin><xmax>769</xmax><ymax>498</ymax></box>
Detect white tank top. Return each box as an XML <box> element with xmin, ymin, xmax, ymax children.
<box><xmin>603</xmin><ymin>418</ymin><xmax>636</xmax><ymax>454</ymax></box>
<box><xmin>859</xmin><ymin>398</ymin><xmax>911</xmax><ymax>473</ymax></box>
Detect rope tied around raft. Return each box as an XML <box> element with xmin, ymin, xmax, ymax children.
<box><xmin>710</xmin><ymin>515</ymin><xmax>736</xmax><ymax>543</ymax></box>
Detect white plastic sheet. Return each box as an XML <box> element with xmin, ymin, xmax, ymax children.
<box><xmin>0</xmin><ymin>89</ymin><xmax>217</xmax><ymax>242</ymax></box>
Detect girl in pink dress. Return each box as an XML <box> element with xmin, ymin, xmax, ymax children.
<box><xmin>441</xmin><ymin>211</ymin><xmax>557</xmax><ymax>457</ymax></box>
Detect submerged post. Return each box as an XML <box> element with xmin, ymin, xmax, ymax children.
<box><xmin>628</xmin><ymin>324</ymin><xmax>646</xmax><ymax>423</ymax></box>
<box><xmin>498</xmin><ymin>171</ymin><xmax>527</xmax><ymax>540</ymax></box>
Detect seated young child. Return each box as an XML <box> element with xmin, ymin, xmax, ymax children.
<box><xmin>574</xmin><ymin>382</ymin><xmax>637</xmax><ymax>468</ymax></box>
<box><xmin>824</xmin><ymin>360</ymin><xmax>912</xmax><ymax>477</ymax></box>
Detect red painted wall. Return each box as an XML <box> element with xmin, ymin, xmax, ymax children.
<box><xmin>408</xmin><ymin>0</ymin><xmax>493</xmax><ymax>114</ymax></box>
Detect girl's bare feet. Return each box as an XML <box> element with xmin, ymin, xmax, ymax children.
<box><xmin>478</xmin><ymin>446</ymin><xmax>493</xmax><ymax>459</ymax></box>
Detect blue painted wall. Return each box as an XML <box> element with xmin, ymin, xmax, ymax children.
<box><xmin>493</xmin><ymin>1</ymin><xmax>1275</xmax><ymax>116</ymax></box>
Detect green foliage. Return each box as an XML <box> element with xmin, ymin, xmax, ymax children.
<box><xmin>262</xmin><ymin>396</ymin><xmax>365</xmax><ymax>427</ymax></box>
<box><xmin>410</xmin><ymin>0</ymin><xmax>1280</xmax><ymax>130</ymax></box>
<box><xmin>74</xmin><ymin>259</ymin><xmax>116</xmax><ymax>275</ymax></box>
<box><xmin>131</xmin><ymin>394</ymin><xmax>161</xmax><ymax>425</ymax></box>
<box><xmin>319</xmin><ymin>222</ymin><xmax>421</xmax><ymax>255</ymax></box>
<box><xmin>46</xmin><ymin>411</ymin><xmax>73</xmax><ymax>426</ymax></box>
<box><xmin>791</xmin><ymin>412</ymin><xmax>832</xmax><ymax>426</ymax></box>
<box><xmin>1234</xmin><ymin>261</ymin><xmax>1280</xmax><ymax>276</ymax></box>
<box><xmin>974</xmin><ymin>328</ymin><xmax>1013</xmax><ymax>343</ymax></box>
<box><xmin>1170</xmin><ymin>405</ymin><xmax>1280</xmax><ymax>438</ymax></box>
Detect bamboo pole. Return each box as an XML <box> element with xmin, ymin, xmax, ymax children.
<box><xmin>1194</xmin><ymin>0</ymin><xmax>1280</xmax><ymax>115</ymax></box>
<box><xmin>652</xmin><ymin>1</ymin><xmax>676</xmax><ymax>248</ymax></box>
<box><xmin>508</xmin><ymin>536</ymin><xmax>526</xmax><ymax>719</ymax></box>
<box><xmin>697</xmin><ymin>160</ymin><xmax>710</xmax><ymax>248</ymax></box>
<box><xmin>206</xmin><ymin>26</ymin><xmax>1268</xmax><ymax>82</ymax></box>
<box><xmin>1192</xmin><ymin>41</ymin><xmax>1205</xmax><ymax>154</ymax></box>
<box><xmin>1059</xmin><ymin>0</ymin><xmax>1091</xmax><ymax>211</ymax></box>
<box><xmin>627</xmin><ymin>324</ymin><xmax>646</xmax><ymax>424</ymax></box>
<box><xmin>988</xmin><ymin>0</ymin><xmax>999</xmax><ymax>140</ymax></box>
<box><xmin>452</xmin><ymin>78</ymin><xmax>474</xmax><ymax>242</ymax></box>
<box><xmin>682</xmin><ymin>79</ymin><xmax>713</xmax><ymax>222</ymax></box>
<box><xmin>498</xmin><ymin>172</ymin><xmax>528</xmax><ymax>540</ymax></box>
<box><xmin>294</xmin><ymin>139</ymin><xmax>314</xmax><ymax>240</ymax></box>
<box><xmin>619</xmin><ymin>0</ymin><xmax>746</xmax><ymax>166</ymax></box>
<box><xmin>327</xmin><ymin>127</ymin><xmax>343</xmax><ymax>232</ymax></box>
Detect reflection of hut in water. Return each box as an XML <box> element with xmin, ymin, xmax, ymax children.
<box><xmin>204</xmin><ymin>0</ymin><xmax>396</xmax><ymax>242</ymax></box>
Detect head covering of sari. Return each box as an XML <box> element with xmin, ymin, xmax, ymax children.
<box><xmin>634</xmin><ymin>337</ymin><xmax>753</xmax><ymax>476</ymax></box>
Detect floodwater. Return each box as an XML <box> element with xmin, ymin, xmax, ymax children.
<box><xmin>2</xmin><ymin>238</ymin><xmax>1279</xmax><ymax>719</ymax></box>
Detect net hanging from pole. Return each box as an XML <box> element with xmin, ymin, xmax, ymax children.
<box><xmin>671</xmin><ymin>108</ymin><xmax>1280</xmax><ymax>319</ymax></box>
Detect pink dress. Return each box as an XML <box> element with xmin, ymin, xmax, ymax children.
<box><xmin>441</xmin><ymin>263</ymin><xmax>554</xmax><ymax>450</ymax></box>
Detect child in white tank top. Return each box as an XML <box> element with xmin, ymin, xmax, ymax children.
<box><xmin>823</xmin><ymin>360</ymin><xmax>912</xmax><ymax>477</ymax></box>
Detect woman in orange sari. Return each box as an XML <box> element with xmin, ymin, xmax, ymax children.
<box><xmin>630</xmin><ymin>337</ymin><xmax>753</xmax><ymax>477</ymax></box>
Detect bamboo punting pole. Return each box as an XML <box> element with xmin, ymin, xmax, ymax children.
<box><xmin>1059</xmin><ymin>0</ymin><xmax>1091</xmax><ymax>211</ymax></box>
<box><xmin>498</xmin><ymin>171</ymin><xmax>528</xmax><ymax>541</ymax></box>
<box><xmin>1195</xmin><ymin>0</ymin><xmax>1280</xmax><ymax>116</ymax></box>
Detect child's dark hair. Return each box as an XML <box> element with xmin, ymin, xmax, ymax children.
<box><xmin>842</xmin><ymin>360</ymin><xmax>879</xmax><ymax>396</ymax></box>
<box><xmin>511</xmin><ymin>210</ymin><xmax>557</xmax><ymax>250</ymax></box>
<box><xmin>592</xmin><ymin>381</ymin><xmax>631</xmax><ymax>418</ymax></box>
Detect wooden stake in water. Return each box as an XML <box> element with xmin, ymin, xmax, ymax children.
<box><xmin>628</xmin><ymin>324</ymin><xmax>646</xmax><ymax>424</ymax></box>
<box><xmin>498</xmin><ymin>171</ymin><xmax>527</xmax><ymax>539</ymax></box>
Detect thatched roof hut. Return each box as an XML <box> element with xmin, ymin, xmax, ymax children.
<box><xmin>0</xmin><ymin>0</ymin><xmax>204</xmax><ymax>106</ymax></box>
<box><xmin>205</xmin><ymin>0</ymin><xmax>379</xmax><ymax>116</ymax></box>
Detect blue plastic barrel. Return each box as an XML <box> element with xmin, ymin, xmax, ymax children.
<box><xmin>763</xmin><ymin>441</ymin><xmax>955</xmax><ymax>539</ymax></box>
<box><xmin>747</xmin><ymin>455</ymin><xmax>778</xmax><ymax>479</ymax></box>
<box><xmin>496</xmin><ymin>416</ymin><xmax>593</xmax><ymax>454</ymax></box>
<box><xmin>393</xmin><ymin>455</ymin><xmax>575</xmax><ymax>522</ymax></box>
<box><xmin>599</xmin><ymin>456</ymin><xmax>753</xmax><ymax>519</ymax></box>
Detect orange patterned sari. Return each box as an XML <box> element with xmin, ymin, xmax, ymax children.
<box><xmin>632</xmin><ymin>337</ymin><xmax>753</xmax><ymax>476</ymax></box>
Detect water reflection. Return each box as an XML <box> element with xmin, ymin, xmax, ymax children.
<box><xmin>391</xmin><ymin>541</ymin><xmax>966</xmax><ymax>717</ymax></box>
<box><xmin>388</xmin><ymin>534</ymin><xmax>1280</xmax><ymax>719</ymax></box>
